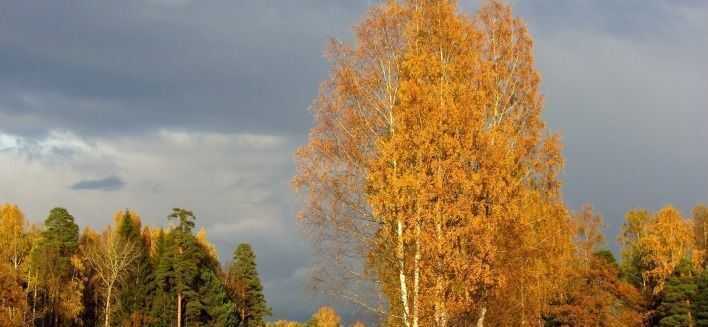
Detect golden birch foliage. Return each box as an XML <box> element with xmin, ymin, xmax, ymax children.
<box><xmin>693</xmin><ymin>204</ymin><xmax>708</xmax><ymax>270</ymax></box>
<box><xmin>61</xmin><ymin>254</ymin><xmax>86</xmax><ymax>321</ymax></box>
<box><xmin>312</xmin><ymin>306</ymin><xmax>342</xmax><ymax>327</ymax></box>
<box><xmin>570</xmin><ymin>204</ymin><xmax>606</xmax><ymax>265</ymax></box>
<box><xmin>618</xmin><ymin>208</ymin><xmax>653</xmax><ymax>291</ymax></box>
<box><xmin>0</xmin><ymin>204</ymin><xmax>32</xmax><ymax>270</ymax></box>
<box><xmin>618</xmin><ymin>206</ymin><xmax>693</xmax><ymax>297</ymax></box>
<box><xmin>196</xmin><ymin>227</ymin><xmax>219</xmax><ymax>262</ymax></box>
<box><xmin>293</xmin><ymin>0</ymin><xmax>407</xmax><ymax>315</ymax></box>
<box><xmin>640</xmin><ymin>205</ymin><xmax>693</xmax><ymax>294</ymax></box>
<box><xmin>295</xmin><ymin>0</ymin><xmax>569</xmax><ymax>325</ymax></box>
<box><xmin>0</xmin><ymin>263</ymin><xmax>27</xmax><ymax>327</ymax></box>
<box><xmin>267</xmin><ymin>321</ymin><xmax>304</xmax><ymax>327</ymax></box>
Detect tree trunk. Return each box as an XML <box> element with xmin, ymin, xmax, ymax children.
<box><xmin>105</xmin><ymin>284</ymin><xmax>112</xmax><ymax>327</ymax></box>
<box><xmin>476</xmin><ymin>307</ymin><xmax>487</xmax><ymax>327</ymax></box>
<box><xmin>177</xmin><ymin>291</ymin><xmax>182</xmax><ymax>327</ymax></box>
<box><xmin>397</xmin><ymin>218</ymin><xmax>411</xmax><ymax>327</ymax></box>
<box><xmin>412</xmin><ymin>221</ymin><xmax>420</xmax><ymax>327</ymax></box>
<box><xmin>434</xmin><ymin>202</ymin><xmax>446</xmax><ymax>327</ymax></box>
<box><xmin>688</xmin><ymin>298</ymin><xmax>693</xmax><ymax>327</ymax></box>
<box><xmin>32</xmin><ymin>284</ymin><xmax>37</xmax><ymax>323</ymax></box>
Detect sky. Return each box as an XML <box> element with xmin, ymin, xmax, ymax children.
<box><xmin>0</xmin><ymin>0</ymin><xmax>706</xmax><ymax>323</ymax></box>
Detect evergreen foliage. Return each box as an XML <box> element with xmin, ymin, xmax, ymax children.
<box><xmin>655</xmin><ymin>260</ymin><xmax>697</xmax><ymax>327</ymax></box>
<box><xmin>169</xmin><ymin>210</ymin><xmax>204</xmax><ymax>326</ymax></box>
<box><xmin>696</xmin><ymin>272</ymin><xmax>708</xmax><ymax>327</ymax></box>
<box><xmin>227</xmin><ymin>243</ymin><xmax>271</xmax><ymax>326</ymax></box>
<box><xmin>116</xmin><ymin>210</ymin><xmax>155</xmax><ymax>325</ymax></box>
<box><xmin>30</xmin><ymin>207</ymin><xmax>82</xmax><ymax>325</ymax></box>
<box><xmin>36</xmin><ymin>207</ymin><xmax>79</xmax><ymax>264</ymax></box>
<box><xmin>199</xmin><ymin>268</ymin><xmax>238</xmax><ymax>327</ymax></box>
<box><xmin>151</xmin><ymin>229</ymin><xmax>176</xmax><ymax>326</ymax></box>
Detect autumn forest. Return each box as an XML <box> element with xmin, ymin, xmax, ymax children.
<box><xmin>1</xmin><ymin>0</ymin><xmax>706</xmax><ymax>327</ymax></box>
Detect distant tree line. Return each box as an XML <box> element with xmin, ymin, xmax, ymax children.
<box><xmin>0</xmin><ymin>204</ymin><xmax>270</xmax><ymax>327</ymax></box>
<box><xmin>545</xmin><ymin>203</ymin><xmax>708</xmax><ymax>326</ymax></box>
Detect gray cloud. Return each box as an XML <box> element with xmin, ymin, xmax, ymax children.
<box><xmin>0</xmin><ymin>0</ymin><xmax>370</xmax><ymax>137</ymax></box>
<box><xmin>71</xmin><ymin>175</ymin><xmax>125</xmax><ymax>191</ymax></box>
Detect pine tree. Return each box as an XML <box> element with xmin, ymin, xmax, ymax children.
<box><xmin>199</xmin><ymin>268</ymin><xmax>237</xmax><ymax>327</ymax></box>
<box><xmin>168</xmin><ymin>208</ymin><xmax>203</xmax><ymax>327</ymax></box>
<box><xmin>31</xmin><ymin>207</ymin><xmax>83</xmax><ymax>325</ymax></box>
<box><xmin>696</xmin><ymin>272</ymin><xmax>708</xmax><ymax>327</ymax></box>
<box><xmin>116</xmin><ymin>210</ymin><xmax>155</xmax><ymax>326</ymax></box>
<box><xmin>656</xmin><ymin>260</ymin><xmax>697</xmax><ymax>327</ymax></box>
<box><xmin>226</xmin><ymin>243</ymin><xmax>271</xmax><ymax>326</ymax></box>
<box><xmin>37</xmin><ymin>207</ymin><xmax>79</xmax><ymax>260</ymax></box>
<box><xmin>150</xmin><ymin>229</ymin><xmax>176</xmax><ymax>327</ymax></box>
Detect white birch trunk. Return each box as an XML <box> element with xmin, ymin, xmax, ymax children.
<box><xmin>476</xmin><ymin>307</ymin><xmax>487</xmax><ymax>327</ymax></box>
<box><xmin>398</xmin><ymin>218</ymin><xmax>411</xmax><ymax>327</ymax></box>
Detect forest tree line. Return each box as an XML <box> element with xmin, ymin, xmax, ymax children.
<box><xmin>0</xmin><ymin>204</ymin><xmax>271</xmax><ymax>327</ymax></box>
<box><xmin>293</xmin><ymin>0</ymin><xmax>708</xmax><ymax>326</ymax></box>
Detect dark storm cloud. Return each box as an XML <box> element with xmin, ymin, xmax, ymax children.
<box><xmin>0</xmin><ymin>0</ymin><xmax>370</xmax><ymax>137</ymax></box>
<box><xmin>71</xmin><ymin>175</ymin><xmax>125</xmax><ymax>191</ymax></box>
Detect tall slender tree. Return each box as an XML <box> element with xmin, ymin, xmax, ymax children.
<box><xmin>694</xmin><ymin>204</ymin><xmax>708</xmax><ymax>270</ymax></box>
<box><xmin>0</xmin><ymin>204</ymin><xmax>32</xmax><ymax>326</ymax></box>
<box><xmin>618</xmin><ymin>208</ymin><xmax>654</xmax><ymax>291</ymax></box>
<box><xmin>226</xmin><ymin>243</ymin><xmax>270</xmax><ymax>326</ymax></box>
<box><xmin>84</xmin><ymin>227</ymin><xmax>140</xmax><ymax>327</ymax></box>
<box><xmin>167</xmin><ymin>208</ymin><xmax>202</xmax><ymax>327</ymax></box>
<box><xmin>151</xmin><ymin>229</ymin><xmax>176</xmax><ymax>327</ymax></box>
<box><xmin>642</xmin><ymin>206</ymin><xmax>694</xmax><ymax>295</ymax></box>
<box><xmin>30</xmin><ymin>207</ymin><xmax>84</xmax><ymax>325</ymax></box>
<box><xmin>0</xmin><ymin>204</ymin><xmax>32</xmax><ymax>271</ymax></box>
<box><xmin>116</xmin><ymin>210</ymin><xmax>155</xmax><ymax>326</ymax></box>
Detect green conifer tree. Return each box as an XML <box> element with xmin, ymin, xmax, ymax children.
<box><xmin>31</xmin><ymin>207</ymin><xmax>81</xmax><ymax>325</ymax></box>
<box><xmin>696</xmin><ymin>272</ymin><xmax>708</xmax><ymax>327</ymax></box>
<box><xmin>656</xmin><ymin>260</ymin><xmax>697</xmax><ymax>327</ymax></box>
<box><xmin>168</xmin><ymin>208</ymin><xmax>203</xmax><ymax>327</ymax></box>
<box><xmin>151</xmin><ymin>229</ymin><xmax>176</xmax><ymax>327</ymax></box>
<box><xmin>38</xmin><ymin>207</ymin><xmax>79</xmax><ymax>259</ymax></box>
<box><xmin>227</xmin><ymin>243</ymin><xmax>271</xmax><ymax>326</ymax></box>
<box><xmin>199</xmin><ymin>268</ymin><xmax>237</xmax><ymax>327</ymax></box>
<box><xmin>116</xmin><ymin>210</ymin><xmax>155</xmax><ymax>325</ymax></box>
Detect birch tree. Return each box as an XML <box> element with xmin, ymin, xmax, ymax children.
<box><xmin>84</xmin><ymin>228</ymin><xmax>139</xmax><ymax>327</ymax></box>
<box><xmin>295</xmin><ymin>1</ymin><xmax>569</xmax><ymax>326</ymax></box>
<box><xmin>693</xmin><ymin>204</ymin><xmax>708</xmax><ymax>270</ymax></box>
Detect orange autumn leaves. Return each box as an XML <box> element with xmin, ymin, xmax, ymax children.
<box><xmin>294</xmin><ymin>0</ymin><xmax>568</xmax><ymax>326</ymax></box>
<box><xmin>618</xmin><ymin>206</ymin><xmax>695</xmax><ymax>295</ymax></box>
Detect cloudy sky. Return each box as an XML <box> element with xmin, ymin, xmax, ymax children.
<box><xmin>0</xmin><ymin>0</ymin><xmax>706</xmax><ymax>322</ymax></box>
